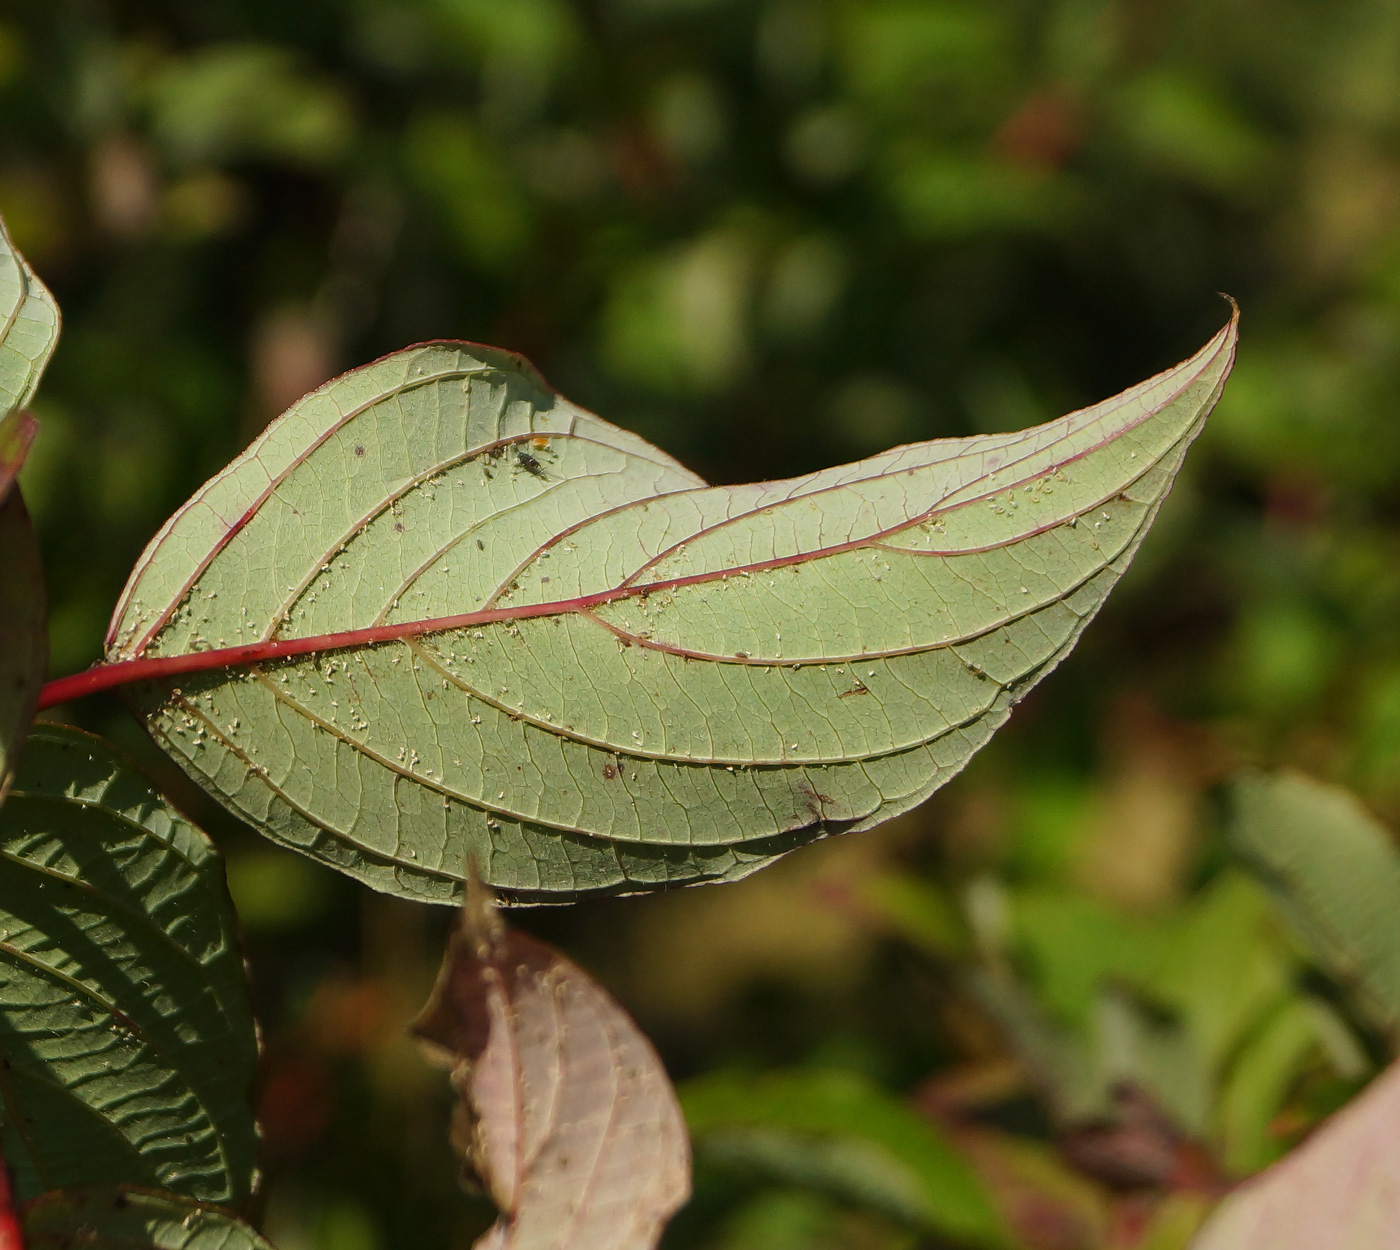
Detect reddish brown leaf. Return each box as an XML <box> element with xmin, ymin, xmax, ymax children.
<box><xmin>1192</xmin><ymin>1058</ymin><xmax>1400</xmax><ymax>1249</ymax></box>
<box><xmin>412</xmin><ymin>875</ymin><xmax>691</xmax><ymax>1249</ymax></box>
<box><xmin>0</xmin><ymin>490</ymin><xmax>46</xmax><ymax>802</ymax></box>
<box><xmin>0</xmin><ymin>410</ymin><xmax>36</xmax><ymax>507</ymax></box>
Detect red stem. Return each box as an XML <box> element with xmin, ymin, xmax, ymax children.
<box><xmin>0</xmin><ymin>1148</ymin><xmax>22</xmax><ymax>1250</ymax></box>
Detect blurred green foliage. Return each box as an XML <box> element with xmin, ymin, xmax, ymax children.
<box><xmin>11</xmin><ymin>0</ymin><xmax>1400</xmax><ymax>1247</ymax></box>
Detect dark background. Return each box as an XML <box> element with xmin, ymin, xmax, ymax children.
<box><xmin>9</xmin><ymin>1</ymin><xmax>1400</xmax><ymax>1246</ymax></box>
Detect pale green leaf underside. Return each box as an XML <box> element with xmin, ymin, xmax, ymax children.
<box><xmin>0</xmin><ymin>216</ymin><xmax>58</xmax><ymax>802</ymax></box>
<box><xmin>0</xmin><ymin>726</ymin><xmax>259</xmax><ymax>1206</ymax></box>
<box><xmin>0</xmin><ymin>215</ymin><xmax>58</xmax><ymax>432</ymax></box>
<box><xmin>23</xmin><ymin>1187</ymin><xmax>274</xmax><ymax>1249</ymax></box>
<box><xmin>112</xmin><ymin>317</ymin><xmax>1236</xmax><ymax>902</ymax></box>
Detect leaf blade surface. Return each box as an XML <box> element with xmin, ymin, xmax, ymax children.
<box><xmin>413</xmin><ymin>878</ymin><xmax>691</xmax><ymax>1250</ymax></box>
<box><xmin>112</xmin><ymin>317</ymin><xmax>1237</xmax><ymax>901</ymax></box>
<box><xmin>22</xmin><ymin>1187</ymin><xmax>274</xmax><ymax>1250</ymax></box>
<box><xmin>0</xmin><ymin>216</ymin><xmax>57</xmax><ymax>801</ymax></box>
<box><xmin>0</xmin><ymin>726</ymin><xmax>259</xmax><ymax>1207</ymax></box>
<box><xmin>0</xmin><ymin>213</ymin><xmax>58</xmax><ymax>487</ymax></box>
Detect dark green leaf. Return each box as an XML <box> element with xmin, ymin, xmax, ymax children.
<box><xmin>22</xmin><ymin>1187</ymin><xmax>274</xmax><ymax>1249</ymax></box>
<box><xmin>0</xmin><ymin>725</ymin><xmax>259</xmax><ymax>1206</ymax></box>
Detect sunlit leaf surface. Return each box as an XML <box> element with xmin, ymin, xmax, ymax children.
<box><xmin>0</xmin><ymin>215</ymin><xmax>57</xmax><ymax>803</ymax></box>
<box><xmin>111</xmin><ymin>314</ymin><xmax>1236</xmax><ymax>901</ymax></box>
<box><xmin>412</xmin><ymin>875</ymin><xmax>690</xmax><ymax>1250</ymax></box>
<box><xmin>0</xmin><ymin>491</ymin><xmax>45</xmax><ymax>804</ymax></box>
<box><xmin>0</xmin><ymin>725</ymin><xmax>259</xmax><ymax>1206</ymax></box>
<box><xmin>22</xmin><ymin>1187</ymin><xmax>273</xmax><ymax>1249</ymax></box>
<box><xmin>1192</xmin><ymin>1058</ymin><xmax>1400</xmax><ymax>1250</ymax></box>
<box><xmin>0</xmin><ymin>214</ymin><xmax>57</xmax><ymax>476</ymax></box>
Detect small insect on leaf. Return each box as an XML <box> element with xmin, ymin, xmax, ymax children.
<box><xmin>515</xmin><ymin>447</ymin><xmax>548</xmax><ymax>479</ymax></box>
<box><xmin>412</xmin><ymin>865</ymin><xmax>691</xmax><ymax>1250</ymax></box>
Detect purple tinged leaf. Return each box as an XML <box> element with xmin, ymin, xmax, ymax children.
<box><xmin>1191</xmin><ymin>1059</ymin><xmax>1400</xmax><ymax>1250</ymax></box>
<box><xmin>412</xmin><ymin>875</ymin><xmax>691</xmax><ymax>1249</ymax></box>
<box><xmin>0</xmin><ymin>410</ymin><xmax>37</xmax><ymax>506</ymax></box>
<box><xmin>0</xmin><ymin>490</ymin><xmax>46</xmax><ymax>803</ymax></box>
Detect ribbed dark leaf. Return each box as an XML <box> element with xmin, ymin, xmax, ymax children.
<box><xmin>0</xmin><ymin>725</ymin><xmax>259</xmax><ymax>1206</ymax></box>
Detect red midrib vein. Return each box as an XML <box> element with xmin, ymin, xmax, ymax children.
<box><xmin>39</xmin><ymin>549</ymin><xmax>874</xmax><ymax>709</ymax></box>
<box><xmin>35</xmin><ymin>423</ymin><xmax>1192</xmax><ymax>709</ymax></box>
<box><xmin>44</xmin><ymin>314</ymin><xmax>1235</xmax><ymax>711</ymax></box>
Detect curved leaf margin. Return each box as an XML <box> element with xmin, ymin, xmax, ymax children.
<box><xmin>91</xmin><ymin>311</ymin><xmax>1236</xmax><ymax>903</ymax></box>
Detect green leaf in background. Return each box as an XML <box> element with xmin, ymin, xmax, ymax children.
<box><xmin>1002</xmin><ymin>873</ymin><xmax>1296</xmax><ymax>1126</ymax></box>
<box><xmin>682</xmin><ymin>1067</ymin><xmax>1004</xmax><ymax>1246</ymax></box>
<box><xmin>22</xmin><ymin>1187</ymin><xmax>274</xmax><ymax>1250</ymax></box>
<box><xmin>1218</xmin><ymin>997</ymin><xmax>1344</xmax><ymax>1175</ymax></box>
<box><xmin>0</xmin><ymin>725</ymin><xmax>259</xmax><ymax>1207</ymax></box>
<box><xmin>1228</xmin><ymin>771</ymin><xmax>1400</xmax><ymax>1045</ymax></box>
<box><xmin>0</xmin><ymin>490</ymin><xmax>46</xmax><ymax>804</ymax></box>
<box><xmin>149</xmin><ymin>43</ymin><xmax>351</xmax><ymax>167</ymax></box>
<box><xmin>107</xmin><ymin>314</ymin><xmax>1235</xmax><ymax>903</ymax></box>
<box><xmin>975</xmin><ymin>869</ymin><xmax>1352</xmax><ymax>1171</ymax></box>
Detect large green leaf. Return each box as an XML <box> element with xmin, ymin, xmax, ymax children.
<box><xmin>1228</xmin><ymin>771</ymin><xmax>1400</xmax><ymax>1044</ymax></box>
<box><xmin>22</xmin><ymin>1187</ymin><xmax>274</xmax><ymax>1249</ymax></box>
<box><xmin>108</xmin><ymin>313</ymin><xmax>1236</xmax><ymax>902</ymax></box>
<box><xmin>0</xmin><ymin>490</ymin><xmax>46</xmax><ymax>804</ymax></box>
<box><xmin>0</xmin><ymin>725</ymin><xmax>259</xmax><ymax>1207</ymax></box>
